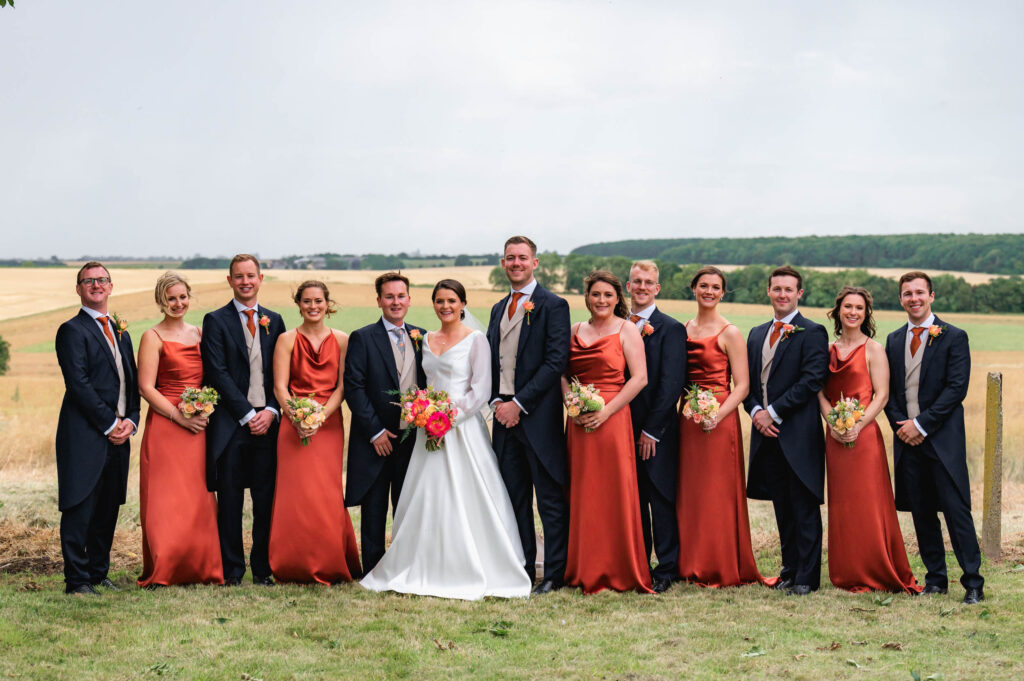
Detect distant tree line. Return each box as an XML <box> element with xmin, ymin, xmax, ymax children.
<box><xmin>491</xmin><ymin>255</ymin><xmax>1024</xmax><ymax>314</ymax></box>
<box><xmin>571</xmin><ymin>234</ymin><xmax>1024</xmax><ymax>275</ymax></box>
<box><xmin>0</xmin><ymin>256</ymin><xmax>65</xmax><ymax>268</ymax></box>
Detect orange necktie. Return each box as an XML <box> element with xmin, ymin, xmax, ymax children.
<box><xmin>244</xmin><ymin>309</ymin><xmax>257</xmax><ymax>337</ymax></box>
<box><xmin>629</xmin><ymin>314</ymin><xmax>642</xmax><ymax>324</ymax></box>
<box><xmin>768</xmin><ymin>320</ymin><xmax>784</xmax><ymax>347</ymax></box>
<box><xmin>508</xmin><ymin>292</ymin><xmax>525</xmax><ymax>320</ymax></box>
<box><xmin>96</xmin><ymin>316</ymin><xmax>116</xmax><ymax>348</ymax></box>
<box><xmin>910</xmin><ymin>326</ymin><xmax>925</xmax><ymax>357</ymax></box>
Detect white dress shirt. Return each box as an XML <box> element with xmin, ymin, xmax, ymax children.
<box><xmin>232</xmin><ymin>299</ymin><xmax>279</xmax><ymax>426</ymax></box>
<box><xmin>905</xmin><ymin>312</ymin><xmax>936</xmax><ymax>437</ymax></box>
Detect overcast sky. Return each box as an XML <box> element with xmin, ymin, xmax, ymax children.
<box><xmin>2</xmin><ymin>1</ymin><xmax>1022</xmax><ymax>258</ymax></box>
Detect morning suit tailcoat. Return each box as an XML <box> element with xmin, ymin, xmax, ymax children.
<box><xmin>55</xmin><ymin>309</ymin><xmax>141</xmax><ymax>511</ymax></box>
<box><xmin>343</xmin><ymin>319</ymin><xmax>427</xmax><ymax>507</ymax></box>
<box><xmin>201</xmin><ymin>302</ymin><xmax>285</xmax><ymax>490</ymax></box>
<box><xmin>883</xmin><ymin>317</ymin><xmax>971</xmax><ymax>512</ymax></box>
<box><xmin>487</xmin><ymin>284</ymin><xmax>571</xmax><ymax>484</ymax></box>
<box><xmin>744</xmin><ymin>313</ymin><xmax>829</xmax><ymax>503</ymax></box>
<box><xmin>629</xmin><ymin>308</ymin><xmax>687</xmax><ymax>502</ymax></box>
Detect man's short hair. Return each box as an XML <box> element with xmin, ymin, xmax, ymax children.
<box><xmin>76</xmin><ymin>261</ymin><xmax>110</xmax><ymax>284</ymax></box>
<box><xmin>375</xmin><ymin>271</ymin><xmax>410</xmax><ymax>297</ymax></box>
<box><xmin>768</xmin><ymin>265</ymin><xmax>803</xmax><ymax>290</ymax></box>
<box><xmin>629</xmin><ymin>260</ymin><xmax>660</xmax><ymax>279</ymax></box>
<box><xmin>503</xmin><ymin>236</ymin><xmax>538</xmax><ymax>256</ymax></box>
<box><xmin>898</xmin><ymin>270</ymin><xmax>933</xmax><ymax>294</ymax></box>
<box><xmin>229</xmin><ymin>254</ymin><xmax>261</xmax><ymax>276</ymax></box>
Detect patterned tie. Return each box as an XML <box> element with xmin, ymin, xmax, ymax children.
<box><xmin>910</xmin><ymin>326</ymin><xmax>925</xmax><ymax>357</ymax></box>
<box><xmin>244</xmin><ymin>309</ymin><xmax>257</xmax><ymax>337</ymax></box>
<box><xmin>629</xmin><ymin>314</ymin><xmax>642</xmax><ymax>324</ymax></box>
<box><xmin>96</xmin><ymin>316</ymin><xmax>116</xmax><ymax>349</ymax></box>
<box><xmin>392</xmin><ymin>327</ymin><xmax>407</xmax><ymax>361</ymax></box>
<box><xmin>768</xmin><ymin>320</ymin><xmax>784</xmax><ymax>348</ymax></box>
<box><xmin>508</xmin><ymin>291</ymin><xmax>525</xmax><ymax>320</ymax></box>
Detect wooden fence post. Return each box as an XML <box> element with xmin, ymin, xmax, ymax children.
<box><xmin>982</xmin><ymin>372</ymin><xmax>1002</xmax><ymax>561</ymax></box>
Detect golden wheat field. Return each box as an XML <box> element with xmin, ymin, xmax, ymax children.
<box><xmin>1</xmin><ymin>266</ymin><xmax>1022</xmax><ymax>573</ymax></box>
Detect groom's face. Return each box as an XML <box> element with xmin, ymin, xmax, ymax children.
<box><xmin>767</xmin><ymin>275</ymin><xmax>802</xmax><ymax>319</ymax></box>
<box><xmin>378</xmin><ymin>280</ymin><xmax>411</xmax><ymax>326</ymax></box>
<box><xmin>228</xmin><ymin>260</ymin><xmax>263</xmax><ymax>306</ymax></box>
<box><xmin>501</xmin><ymin>243</ymin><xmax>538</xmax><ymax>288</ymax></box>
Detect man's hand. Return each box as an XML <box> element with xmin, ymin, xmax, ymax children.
<box><xmin>373</xmin><ymin>430</ymin><xmax>397</xmax><ymax>456</ymax></box>
<box><xmin>752</xmin><ymin>410</ymin><xmax>779</xmax><ymax>438</ymax></box>
<box><xmin>248</xmin><ymin>410</ymin><xmax>275</xmax><ymax>436</ymax></box>
<box><xmin>107</xmin><ymin>418</ymin><xmax>133</xmax><ymax>445</ymax></box>
<box><xmin>494</xmin><ymin>400</ymin><xmax>521</xmax><ymax>428</ymax></box>
<box><xmin>895</xmin><ymin>419</ymin><xmax>925</xmax><ymax>446</ymax></box>
<box><xmin>638</xmin><ymin>432</ymin><xmax>658</xmax><ymax>461</ymax></box>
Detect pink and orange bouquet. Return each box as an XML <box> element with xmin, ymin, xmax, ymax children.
<box><xmin>286</xmin><ymin>394</ymin><xmax>327</xmax><ymax>446</ymax></box>
<box><xmin>682</xmin><ymin>384</ymin><xmax>720</xmax><ymax>432</ymax></box>
<box><xmin>564</xmin><ymin>377</ymin><xmax>605</xmax><ymax>432</ymax></box>
<box><xmin>179</xmin><ymin>386</ymin><xmax>219</xmax><ymax>419</ymax></box>
<box><xmin>394</xmin><ymin>386</ymin><xmax>458</xmax><ymax>451</ymax></box>
<box><xmin>826</xmin><ymin>394</ymin><xmax>865</xmax><ymax>448</ymax></box>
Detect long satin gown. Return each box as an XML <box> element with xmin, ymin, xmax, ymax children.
<box><xmin>137</xmin><ymin>341</ymin><xmax>224</xmax><ymax>587</ymax></box>
<box><xmin>361</xmin><ymin>331</ymin><xmax>531</xmax><ymax>600</ymax></box>
<box><xmin>825</xmin><ymin>343</ymin><xmax>921</xmax><ymax>593</ymax></box>
<box><xmin>565</xmin><ymin>326</ymin><xmax>654</xmax><ymax>594</ymax></box>
<box><xmin>269</xmin><ymin>332</ymin><xmax>361</xmax><ymax>584</ymax></box>
<box><xmin>676</xmin><ymin>326</ymin><xmax>774</xmax><ymax>587</ymax></box>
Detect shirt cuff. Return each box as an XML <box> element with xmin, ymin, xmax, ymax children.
<box><xmin>766</xmin><ymin>405</ymin><xmax>782</xmax><ymax>425</ymax></box>
<box><xmin>125</xmin><ymin>419</ymin><xmax>138</xmax><ymax>436</ymax></box>
<box><xmin>371</xmin><ymin>428</ymin><xmax>387</xmax><ymax>443</ymax></box>
<box><xmin>104</xmin><ymin>419</ymin><xmax>118</xmax><ymax>436</ymax></box>
<box><xmin>264</xmin><ymin>406</ymin><xmax>280</xmax><ymax>420</ymax></box>
<box><xmin>512</xmin><ymin>398</ymin><xmax>528</xmax><ymax>415</ymax></box>
<box><xmin>489</xmin><ymin>398</ymin><xmax>502</xmax><ymax>408</ymax></box>
<box><xmin>239</xmin><ymin>409</ymin><xmax>256</xmax><ymax>426</ymax></box>
<box><xmin>640</xmin><ymin>430</ymin><xmax>659</xmax><ymax>443</ymax></box>
<box><xmin>912</xmin><ymin>418</ymin><xmax>928</xmax><ymax>438</ymax></box>
<box><xmin>750</xmin><ymin>405</ymin><xmax>763</xmax><ymax>417</ymax></box>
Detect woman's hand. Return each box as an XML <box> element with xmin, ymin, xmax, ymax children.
<box><xmin>829</xmin><ymin>427</ymin><xmax>847</xmax><ymax>444</ymax></box>
<box><xmin>173</xmin><ymin>410</ymin><xmax>208</xmax><ymax>434</ymax></box>
<box><xmin>578</xmin><ymin>409</ymin><xmax>610</xmax><ymax>431</ymax></box>
<box><xmin>700</xmin><ymin>415</ymin><xmax>719</xmax><ymax>432</ymax></box>
<box><xmin>840</xmin><ymin>423</ymin><xmax>861</xmax><ymax>444</ymax></box>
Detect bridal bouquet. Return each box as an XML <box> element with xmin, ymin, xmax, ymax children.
<box><xmin>179</xmin><ymin>386</ymin><xmax>219</xmax><ymax>419</ymax></box>
<box><xmin>826</xmin><ymin>395</ymin><xmax>866</xmax><ymax>448</ymax></box>
<box><xmin>394</xmin><ymin>386</ymin><xmax>458</xmax><ymax>451</ymax></box>
<box><xmin>286</xmin><ymin>394</ymin><xmax>327</xmax><ymax>446</ymax></box>
<box><xmin>681</xmin><ymin>384</ymin><xmax>720</xmax><ymax>432</ymax></box>
<box><xmin>564</xmin><ymin>378</ymin><xmax>605</xmax><ymax>433</ymax></box>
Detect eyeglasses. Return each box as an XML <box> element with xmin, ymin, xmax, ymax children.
<box><xmin>78</xmin><ymin>277</ymin><xmax>111</xmax><ymax>286</ymax></box>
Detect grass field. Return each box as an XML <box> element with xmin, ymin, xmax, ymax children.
<box><xmin>1</xmin><ymin>267</ymin><xmax>1023</xmax><ymax>680</ymax></box>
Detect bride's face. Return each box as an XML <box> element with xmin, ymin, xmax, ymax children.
<box><xmin>433</xmin><ymin>288</ymin><xmax>464</xmax><ymax>323</ymax></box>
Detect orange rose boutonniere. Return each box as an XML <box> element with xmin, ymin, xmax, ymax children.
<box><xmin>408</xmin><ymin>328</ymin><xmax>422</xmax><ymax>351</ymax></box>
<box><xmin>259</xmin><ymin>314</ymin><xmax>271</xmax><ymax>334</ymax></box>
<box><xmin>110</xmin><ymin>312</ymin><xmax>129</xmax><ymax>339</ymax></box>
<box><xmin>641</xmin><ymin>322</ymin><xmax>654</xmax><ymax>337</ymax></box>
<box><xmin>522</xmin><ymin>301</ymin><xmax>535</xmax><ymax>325</ymax></box>
<box><xmin>780</xmin><ymin>323</ymin><xmax>805</xmax><ymax>342</ymax></box>
<box><xmin>928</xmin><ymin>324</ymin><xmax>946</xmax><ymax>346</ymax></box>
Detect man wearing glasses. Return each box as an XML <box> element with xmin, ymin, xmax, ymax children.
<box><xmin>55</xmin><ymin>262</ymin><xmax>140</xmax><ymax>595</ymax></box>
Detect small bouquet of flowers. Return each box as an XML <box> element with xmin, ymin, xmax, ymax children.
<box><xmin>681</xmin><ymin>384</ymin><xmax>720</xmax><ymax>432</ymax></box>
<box><xmin>826</xmin><ymin>394</ymin><xmax>866</xmax><ymax>448</ymax></box>
<box><xmin>179</xmin><ymin>386</ymin><xmax>219</xmax><ymax>419</ymax></box>
<box><xmin>564</xmin><ymin>378</ymin><xmax>605</xmax><ymax>433</ymax></box>
<box><xmin>394</xmin><ymin>386</ymin><xmax>458</xmax><ymax>451</ymax></box>
<box><xmin>286</xmin><ymin>394</ymin><xmax>327</xmax><ymax>446</ymax></box>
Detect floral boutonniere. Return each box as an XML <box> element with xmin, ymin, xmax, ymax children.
<box><xmin>641</xmin><ymin>322</ymin><xmax>655</xmax><ymax>337</ymax></box>
<box><xmin>407</xmin><ymin>328</ymin><xmax>422</xmax><ymax>351</ymax></box>
<box><xmin>259</xmin><ymin>314</ymin><xmax>271</xmax><ymax>335</ymax></box>
<box><xmin>110</xmin><ymin>312</ymin><xmax>129</xmax><ymax>339</ymax></box>
<box><xmin>522</xmin><ymin>301</ymin><xmax>535</xmax><ymax>325</ymax></box>
<box><xmin>927</xmin><ymin>324</ymin><xmax>946</xmax><ymax>346</ymax></box>
<box><xmin>780</xmin><ymin>323</ymin><xmax>805</xmax><ymax>342</ymax></box>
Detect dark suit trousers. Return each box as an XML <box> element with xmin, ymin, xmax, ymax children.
<box><xmin>359</xmin><ymin>436</ymin><xmax>415</xmax><ymax>574</ymax></box>
<box><xmin>901</xmin><ymin>444</ymin><xmax>984</xmax><ymax>590</ymax></box>
<box><xmin>636</xmin><ymin>458</ymin><xmax>679</xmax><ymax>580</ymax></box>
<box><xmin>60</xmin><ymin>445</ymin><xmax>126</xmax><ymax>590</ymax></box>
<box><xmin>758</xmin><ymin>439</ymin><xmax>822</xmax><ymax>589</ymax></box>
<box><xmin>216</xmin><ymin>425</ymin><xmax>277</xmax><ymax>581</ymax></box>
<box><xmin>497</xmin><ymin>425</ymin><xmax>568</xmax><ymax>583</ymax></box>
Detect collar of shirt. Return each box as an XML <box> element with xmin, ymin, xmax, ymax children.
<box><xmin>908</xmin><ymin>313</ymin><xmax>936</xmax><ymax>332</ymax></box>
<box><xmin>232</xmin><ymin>299</ymin><xmax>258</xmax><ymax>315</ymax></box>
<box><xmin>773</xmin><ymin>309</ymin><xmax>799</xmax><ymax>325</ymax></box>
<box><xmin>382</xmin><ymin>318</ymin><xmax>406</xmax><ymax>334</ymax></box>
<box><xmin>80</xmin><ymin>306</ymin><xmax>109</xmax><ymax>321</ymax></box>
<box><xmin>511</xmin><ymin>278</ymin><xmax>538</xmax><ymax>298</ymax></box>
<box><xmin>631</xmin><ymin>303</ymin><xmax>656</xmax><ymax>322</ymax></box>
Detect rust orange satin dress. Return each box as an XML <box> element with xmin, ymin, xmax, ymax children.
<box><xmin>676</xmin><ymin>327</ymin><xmax>774</xmax><ymax>587</ymax></box>
<box><xmin>138</xmin><ymin>341</ymin><xmax>224</xmax><ymax>587</ymax></box>
<box><xmin>565</xmin><ymin>327</ymin><xmax>653</xmax><ymax>594</ymax></box>
<box><xmin>825</xmin><ymin>343</ymin><xmax>921</xmax><ymax>593</ymax></box>
<box><xmin>269</xmin><ymin>332</ymin><xmax>361</xmax><ymax>584</ymax></box>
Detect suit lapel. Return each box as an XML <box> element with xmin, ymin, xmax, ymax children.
<box><xmin>750</xmin><ymin>321</ymin><xmax>770</xmax><ymax>379</ymax></box>
<box><xmin>78</xmin><ymin>311</ymin><xmax>118</xmax><ymax>373</ymax></box>
<box><xmin>919</xmin><ymin>316</ymin><xmax>941</xmax><ymax>385</ymax></box>
<box><xmin>891</xmin><ymin>324</ymin><xmax>908</xmax><ymax>393</ymax></box>
<box><xmin>514</xmin><ymin>287</ymin><xmax>539</xmax><ymax>356</ymax></box>
<box><xmin>371</xmin><ymin>319</ymin><xmax>401</xmax><ymax>388</ymax></box>
<box><xmin>256</xmin><ymin>306</ymin><xmax>273</xmax><ymax>370</ymax></box>
<box><xmin>767</xmin><ymin>314</ymin><xmax>800</xmax><ymax>381</ymax></box>
<box><xmin>223</xmin><ymin>303</ymin><xmax>250</xmax><ymax>362</ymax></box>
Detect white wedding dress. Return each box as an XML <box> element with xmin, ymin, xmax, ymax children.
<box><xmin>360</xmin><ymin>330</ymin><xmax>532</xmax><ymax>600</ymax></box>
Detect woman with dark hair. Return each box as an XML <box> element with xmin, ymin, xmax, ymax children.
<box><xmin>676</xmin><ymin>266</ymin><xmax>775</xmax><ymax>587</ymax></box>
<box><xmin>269</xmin><ymin>281</ymin><xmax>361</xmax><ymax>584</ymax></box>
<box><xmin>362</xmin><ymin>280</ymin><xmax>531</xmax><ymax>599</ymax></box>
<box><xmin>561</xmin><ymin>270</ymin><xmax>652</xmax><ymax>593</ymax></box>
<box><xmin>818</xmin><ymin>286</ymin><xmax>920</xmax><ymax>593</ymax></box>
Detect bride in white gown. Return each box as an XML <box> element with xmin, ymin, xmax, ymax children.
<box><xmin>360</xmin><ymin>279</ymin><xmax>532</xmax><ymax>600</ymax></box>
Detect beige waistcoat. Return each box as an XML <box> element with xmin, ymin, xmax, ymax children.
<box><xmin>497</xmin><ymin>297</ymin><xmax>528</xmax><ymax>396</ymax></box>
<box><xmin>760</xmin><ymin>326</ymin><xmax>781</xmax><ymax>407</ymax></box>
<box><xmin>904</xmin><ymin>331</ymin><xmax>924</xmax><ymax>420</ymax></box>
<box><xmin>100</xmin><ymin>320</ymin><xmax>127</xmax><ymax>418</ymax></box>
<box><xmin>243</xmin><ymin>321</ymin><xmax>266</xmax><ymax>409</ymax></box>
<box><xmin>390</xmin><ymin>330</ymin><xmax>417</xmax><ymax>429</ymax></box>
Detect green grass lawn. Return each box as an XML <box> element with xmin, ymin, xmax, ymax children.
<box><xmin>2</xmin><ymin>556</ymin><xmax>1021</xmax><ymax>681</ymax></box>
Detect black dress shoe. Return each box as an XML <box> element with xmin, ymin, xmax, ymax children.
<box><xmin>963</xmin><ymin>587</ymin><xmax>985</xmax><ymax>605</ymax></box>
<box><xmin>652</xmin><ymin>578</ymin><xmax>673</xmax><ymax>594</ymax></box>
<box><xmin>254</xmin><ymin>575</ymin><xmax>275</xmax><ymax>586</ymax></box>
<box><xmin>532</xmin><ymin>579</ymin><xmax>562</xmax><ymax>595</ymax></box>
<box><xmin>222</xmin><ymin>577</ymin><xmax>242</xmax><ymax>587</ymax></box>
<box><xmin>95</xmin><ymin>578</ymin><xmax>120</xmax><ymax>591</ymax></box>
<box><xmin>772</xmin><ymin>578</ymin><xmax>794</xmax><ymax>591</ymax></box>
<box><xmin>67</xmin><ymin>584</ymin><xmax>101</xmax><ymax>596</ymax></box>
<box><xmin>785</xmin><ymin>584</ymin><xmax>813</xmax><ymax>596</ymax></box>
<box><xmin>922</xmin><ymin>584</ymin><xmax>948</xmax><ymax>595</ymax></box>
